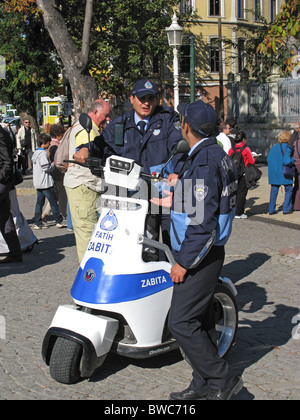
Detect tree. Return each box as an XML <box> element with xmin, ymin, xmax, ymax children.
<box><xmin>257</xmin><ymin>0</ymin><xmax>300</xmax><ymax>74</ymax></box>
<box><xmin>3</xmin><ymin>0</ymin><xmax>188</xmax><ymax>116</ymax></box>
<box><xmin>0</xmin><ymin>2</ymin><xmax>61</xmax><ymax>129</ymax></box>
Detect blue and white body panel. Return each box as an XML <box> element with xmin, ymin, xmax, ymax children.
<box><xmin>70</xmin><ymin>194</ymin><xmax>174</xmax><ymax>348</ymax></box>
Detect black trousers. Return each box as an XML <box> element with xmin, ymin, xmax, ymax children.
<box><xmin>0</xmin><ymin>183</ymin><xmax>22</xmax><ymax>257</ymax></box>
<box><xmin>236</xmin><ymin>175</ymin><xmax>248</xmax><ymax>216</ymax></box>
<box><xmin>168</xmin><ymin>245</ymin><xmax>233</xmax><ymax>393</ymax></box>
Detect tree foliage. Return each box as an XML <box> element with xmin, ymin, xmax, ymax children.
<box><xmin>0</xmin><ymin>1</ymin><xmax>60</xmax><ymax>123</ymax></box>
<box><xmin>257</xmin><ymin>0</ymin><xmax>300</xmax><ymax>74</ymax></box>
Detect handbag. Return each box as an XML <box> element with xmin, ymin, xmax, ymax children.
<box><xmin>280</xmin><ymin>143</ymin><xmax>295</xmax><ymax>180</ymax></box>
<box><xmin>245</xmin><ymin>164</ymin><xmax>262</xmax><ymax>188</ymax></box>
<box><xmin>13</xmin><ymin>169</ymin><xmax>23</xmax><ymax>186</ymax></box>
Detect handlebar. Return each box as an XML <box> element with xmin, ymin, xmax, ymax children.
<box><xmin>64</xmin><ymin>158</ymin><xmax>168</xmax><ymax>182</ymax></box>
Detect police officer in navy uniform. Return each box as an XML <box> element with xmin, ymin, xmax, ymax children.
<box><xmin>152</xmin><ymin>100</ymin><xmax>243</xmax><ymax>400</ymax></box>
<box><xmin>74</xmin><ymin>79</ymin><xmax>183</xmax><ymax>247</ymax></box>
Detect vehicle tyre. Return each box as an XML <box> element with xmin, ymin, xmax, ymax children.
<box><xmin>49</xmin><ymin>337</ymin><xmax>83</xmax><ymax>384</ymax></box>
<box><xmin>214</xmin><ymin>283</ymin><xmax>238</xmax><ymax>357</ymax></box>
<box><xmin>180</xmin><ymin>283</ymin><xmax>238</xmax><ymax>363</ymax></box>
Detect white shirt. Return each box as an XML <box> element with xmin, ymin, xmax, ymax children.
<box><xmin>217</xmin><ymin>132</ymin><xmax>232</xmax><ymax>155</ymax></box>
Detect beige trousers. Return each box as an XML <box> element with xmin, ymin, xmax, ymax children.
<box><xmin>65</xmin><ymin>185</ymin><xmax>99</xmax><ymax>263</ymax></box>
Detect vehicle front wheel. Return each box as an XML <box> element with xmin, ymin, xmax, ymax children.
<box><xmin>49</xmin><ymin>337</ymin><xmax>83</xmax><ymax>384</ymax></box>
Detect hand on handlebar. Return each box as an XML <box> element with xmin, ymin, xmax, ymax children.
<box><xmin>73</xmin><ymin>147</ymin><xmax>89</xmax><ymax>164</ymax></box>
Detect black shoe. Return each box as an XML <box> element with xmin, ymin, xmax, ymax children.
<box><xmin>0</xmin><ymin>254</ymin><xmax>23</xmax><ymax>263</ymax></box>
<box><xmin>170</xmin><ymin>388</ymin><xmax>207</xmax><ymax>400</ymax></box>
<box><xmin>283</xmin><ymin>210</ymin><xmax>293</xmax><ymax>215</ymax></box>
<box><xmin>23</xmin><ymin>240</ymin><xmax>38</xmax><ymax>253</ymax></box>
<box><xmin>269</xmin><ymin>211</ymin><xmax>278</xmax><ymax>215</ymax></box>
<box><xmin>206</xmin><ymin>376</ymin><xmax>243</xmax><ymax>400</ymax></box>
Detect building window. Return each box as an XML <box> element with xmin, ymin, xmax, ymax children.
<box><xmin>237</xmin><ymin>0</ymin><xmax>245</xmax><ymax>19</ymax></box>
<box><xmin>180</xmin><ymin>44</ymin><xmax>190</xmax><ymax>73</ymax></box>
<box><xmin>238</xmin><ymin>39</ymin><xmax>245</xmax><ymax>73</ymax></box>
<box><xmin>180</xmin><ymin>0</ymin><xmax>194</xmax><ymax>14</ymax></box>
<box><xmin>210</xmin><ymin>38</ymin><xmax>219</xmax><ymax>73</ymax></box>
<box><xmin>254</xmin><ymin>0</ymin><xmax>261</xmax><ymax>20</ymax></box>
<box><xmin>270</xmin><ymin>0</ymin><xmax>276</xmax><ymax>22</ymax></box>
<box><xmin>209</xmin><ymin>0</ymin><xmax>220</xmax><ymax>17</ymax></box>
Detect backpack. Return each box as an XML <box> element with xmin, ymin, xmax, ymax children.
<box><xmin>230</xmin><ymin>145</ymin><xmax>246</xmax><ymax>178</ymax></box>
<box><xmin>53</xmin><ymin>126</ymin><xmax>73</xmax><ymax>173</ymax></box>
<box><xmin>54</xmin><ymin>122</ymin><xmax>84</xmax><ymax>173</ymax></box>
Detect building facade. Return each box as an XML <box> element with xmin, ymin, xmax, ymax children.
<box><xmin>165</xmin><ymin>0</ymin><xmax>286</xmax><ymax>118</ymax></box>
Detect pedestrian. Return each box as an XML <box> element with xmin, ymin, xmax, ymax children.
<box><xmin>228</xmin><ymin>131</ymin><xmax>255</xmax><ymax>219</ymax></box>
<box><xmin>151</xmin><ymin>100</ymin><xmax>242</xmax><ymax>400</ymax></box>
<box><xmin>0</xmin><ymin>188</ymin><xmax>38</xmax><ymax>254</ymax></box>
<box><xmin>74</xmin><ymin>79</ymin><xmax>183</xmax><ymax>251</ymax></box>
<box><xmin>290</xmin><ymin>122</ymin><xmax>300</xmax><ymax>145</ymax></box>
<box><xmin>16</xmin><ymin>118</ymin><xmax>37</xmax><ymax>175</ymax></box>
<box><xmin>64</xmin><ymin>99</ymin><xmax>111</xmax><ymax>263</ymax></box>
<box><xmin>0</xmin><ymin>125</ymin><xmax>23</xmax><ymax>263</ymax></box>
<box><xmin>217</xmin><ymin>121</ymin><xmax>232</xmax><ymax>154</ymax></box>
<box><xmin>41</xmin><ymin>124</ymin><xmax>68</xmax><ymax>223</ymax></box>
<box><xmin>292</xmin><ymin>134</ymin><xmax>300</xmax><ymax>211</ymax></box>
<box><xmin>267</xmin><ymin>130</ymin><xmax>295</xmax><ymax>215</ymax></box>
<box><xmin>32</xmin><ymin>133</ymin><xmax>65</xmax><ymax>229</ymax></box>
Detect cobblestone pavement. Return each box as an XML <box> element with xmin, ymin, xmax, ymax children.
<box><xmin>0</xmin><ymin>166</ymin><xmax>299</xmax><ymax>400</ymax></box>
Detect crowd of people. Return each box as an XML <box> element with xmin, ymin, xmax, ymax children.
<box><xmin>1</xmin><ymin>79</ymin><xmax>300</xmax><ymax>400</ymax></box>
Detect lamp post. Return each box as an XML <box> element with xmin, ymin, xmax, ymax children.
<box><xmin>166</xmin><ymin>13</ymin><xmax>184</xmax><ymax>111</ymax></box>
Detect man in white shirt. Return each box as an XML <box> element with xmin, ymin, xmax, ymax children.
<box><xmin>217</xmin><ymin>122</ymin><xmax>232</xmax><ymax>155</ymax></box>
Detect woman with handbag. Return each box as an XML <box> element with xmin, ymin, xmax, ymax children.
<box><xmin>267</xmin><ymin>131</ymin><xmax>295</xmax><ymax>215</ymax></box>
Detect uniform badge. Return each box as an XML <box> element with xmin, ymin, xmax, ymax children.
<box><xmin>194</xmin><ymin>185</ymin><xmax>208</xmax><ymax>202</ymax></box>
<box><xmin>174</xmin><ymin>121</ymin><xmax>181</xmax><ymax>131</ymax></box>
<box><xmin>153</xmin><ymin>129</ymin><xmax>160</xmax><ymax>136</ymax></box>
<box><xmin>100</xmin><ymin>210</ymin><xmax>118</xmax><ymax>231</ymax></box>
<box><xmin>144</xmin><ymin>80</ymin><xmax>153</xmax><ymax>89</ymax></box>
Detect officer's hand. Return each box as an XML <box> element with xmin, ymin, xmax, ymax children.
<box><xmin>170</xmin><ymin>263</ymin><xmax>187</xmax><ymax>284</ymax></box>
<box><xmin>150</xmin><ymin>190</ymin><xmax>173</xmax><ymax>208</ymax></box>
<box><xmin>74</xmin><ymin>147</ymin><xmax>89</xmax><ymax>163</ymax></box>
<box><xmin>167</xmin><ymin>173</ymin><xmax>178</xmax><ymax>186</ymax></box>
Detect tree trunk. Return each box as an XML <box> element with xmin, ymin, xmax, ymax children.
<box><xmin>35</xmin><ymin>0</ymin><xmax>98</xmax><ymax>119</ymax></box>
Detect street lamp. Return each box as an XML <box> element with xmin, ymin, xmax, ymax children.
<box><xmin>166</xmin><ymin>13</ymin><xmax>184</xmax><ymax>111</ymax></box>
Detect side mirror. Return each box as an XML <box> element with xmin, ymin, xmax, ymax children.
<box><xmin>79</xmin><ymin>113</ymin><xmax>92</xmax><ymax>133</ymax></box>
<box><xmin>173</xmin><ymin>139</ymin><xmax>190</xmax><ymax>155</ymax></box>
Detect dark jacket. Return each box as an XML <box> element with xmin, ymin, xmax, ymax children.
<box><xmin>0</xmin><ymin>126</ymin><xmax>14</xmax><ymax>186</ymax></box>
<box><xmin>89</xmin><ymin>106</ymin><xmax>183</xmax><ymax>175</ymax></box>
<box><xmin>171</xmin><ymin>137</ymin><xmax>238</xmax><ymax>270</ymax></box>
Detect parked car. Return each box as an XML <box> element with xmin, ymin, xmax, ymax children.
<box><xmin>2</xmin><ymin>116</ymin><xmax>21</xmax><ymax>134</ymax></box>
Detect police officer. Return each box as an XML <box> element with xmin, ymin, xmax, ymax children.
<box><xmin>152</xmin><ymin>100</ymin><xmax>242</xmax><ymax>400</ymax></box>
<box><xmin>74</xmin><ymin>79</ymin><xmax>183</xmax><ymax>247</ymax></box>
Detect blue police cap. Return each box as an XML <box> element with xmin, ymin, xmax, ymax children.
<box><xmin>177</xmin><ymin>100</ymin><xmax>217</xmax><ymax>136</ymax></box>
<box><xmin>132</xmin><ymin>79</ymin><xmax>158</xmax><ymax>98</ymax></box>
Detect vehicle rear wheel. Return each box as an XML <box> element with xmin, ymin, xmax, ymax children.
<box><xmin>49</xmin><ymin>337</ymin><xmax>83</xmax><ymax>384</ymax></box>
<box><xmin>180</xmin><ymin>283</ymin><xmax>238</xmax><ymax>363</ymax></box>
<box><xmin>214</xmin><ymin>283</ymin><xmax>238</xmax><ymax>357</ymax></box>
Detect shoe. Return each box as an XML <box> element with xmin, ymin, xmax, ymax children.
<box><xmin>56</xmin><ymin>222</ymin><xmax>67</xmax><ymax>228</ymax></box>
<box><xmin>23</xmin><ymin>240</ymin><xmax>38</xmax><ymax>253</ymax></box>
<box><xmin>34</xmin><ymin>222</ymin><xmax>48</xmax><ymax>230</ymax></box>
<box><xmin>206</xmin><ymin>376</ymin><xmax>243</xmax><ymax>400</ymax></box>
<box><xmin>269</xmin><ymin>211</ymin><xmax>278</xmax><ymax>215</ymax></box>
<box><xmin>235</xmin><ymin>214</ymin><xmax>248</xmax><ymax>219</ymax></box>
<box><xmin>0</xmin><ymin>254</ymin><xmax>23</xmax><ymax>263</ymax></box>
<box><xmin>169</xmin><ymin>388</ymin><xmax>207</xmax><ymax>400</ymax></box>
<box><xmin>283</xmin><ymin>210</ymin><xmax>293</xmax><ymax>215</ymax></box>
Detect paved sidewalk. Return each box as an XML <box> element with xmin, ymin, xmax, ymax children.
<box><xmin>0</xmin><ymin>167</ymin><xmax>299</xmax><ymax>400</ymax></box>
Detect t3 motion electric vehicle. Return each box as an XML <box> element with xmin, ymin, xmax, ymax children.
<box><xmin>42</xmin><ymin>114</ymin><xmax>238</xmax><ymax>384</ymax></box>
